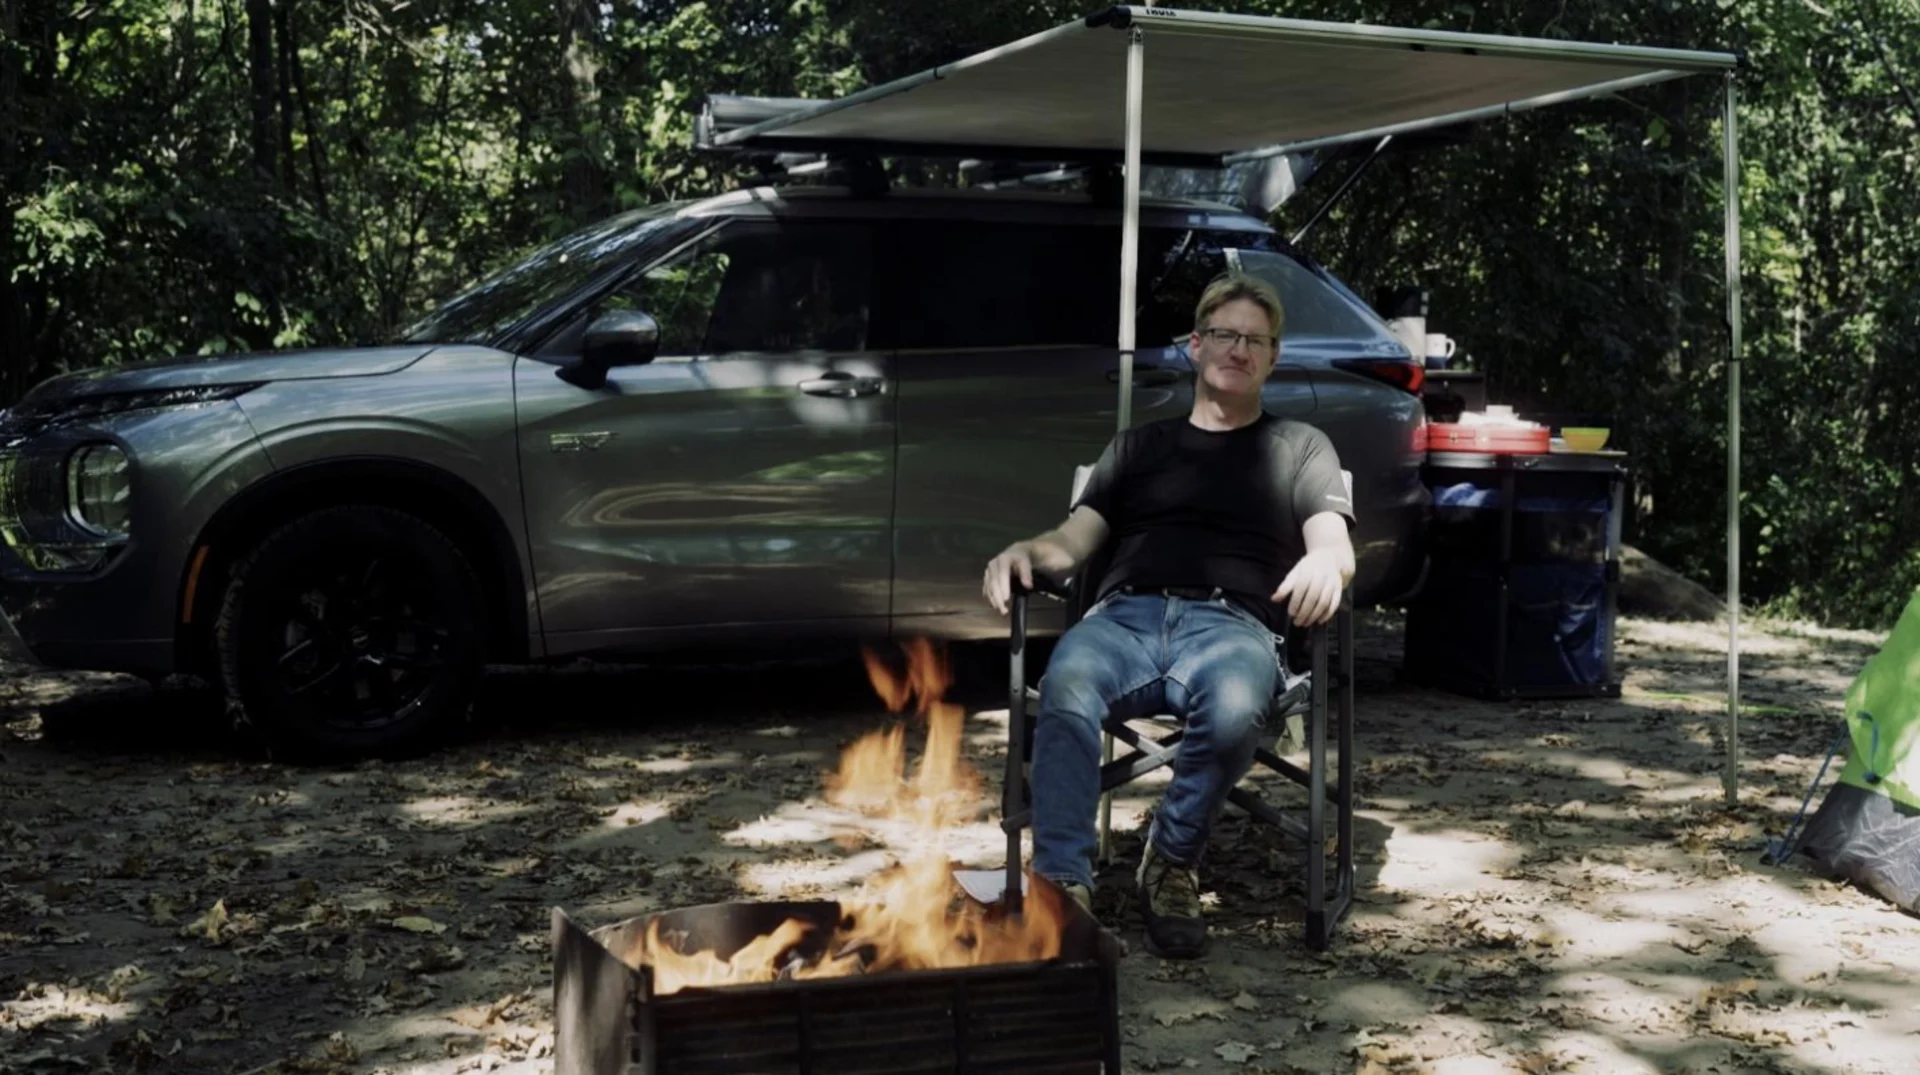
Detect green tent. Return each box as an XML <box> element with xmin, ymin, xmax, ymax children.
<box><xmin>1791</xmin><ymin>589</ymin><xmax>1920</xmax><ymax>912</ymax></box>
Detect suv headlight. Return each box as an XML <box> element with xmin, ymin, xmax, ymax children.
<box><xmin>68</xmin><ymin>443</ymin><xmax>132</xmax><ymax>539</ymax></box>
<box><xmin>0</xmin><ymin>440</ymin><xmax>141</xmax><ymax>573</ymax></box>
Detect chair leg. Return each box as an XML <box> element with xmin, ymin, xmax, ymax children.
<box><xmin>1305</xmin><ymin>614</ymin><xmax>1329</xmax><ymax>949</ymax></box>
<box><xmin>1097</xmin><ymin>730</ymin><xmax>1115</xmax><ymax>864</ymax></box>
<box><xmin>1304</xmin><ymin>600</ymin><xmax>1358</xmax><ymax>952</ymax></box>
<box><xmin>1335</xmin><ymin>599</ymin><xmax>1356</xmax><ymax>924</ymax></box>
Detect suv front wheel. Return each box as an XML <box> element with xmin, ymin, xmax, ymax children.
<box><xmin>214</xmin><ymin>505</ymin><xmax>485</xmax><ymax>760</ymax></box>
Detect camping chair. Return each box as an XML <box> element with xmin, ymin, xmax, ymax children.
<box><xmin>997</xmin><ymin>466</ymin><xmax>1358</xmax><ymax>952</ymax></box>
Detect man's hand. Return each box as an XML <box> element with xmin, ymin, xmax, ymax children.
<box><xmin>1272</xmin><ymin>549</ymin><xmax>1345</xmax><ymax>627</ymax></box>
<box><xmin>983</xmin><ymin>542</ymin><xmax>1036</xmax><ymax>616</ymax></box>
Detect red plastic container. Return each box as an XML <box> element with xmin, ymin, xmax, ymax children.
<box><xmin>1424</xmin><ymin>422</ymin><xmax>1550</xmax><ymax>454</ymax></box>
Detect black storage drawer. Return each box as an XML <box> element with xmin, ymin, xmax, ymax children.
<box><xmin>1404</xmin><ymin>450</ymin><xmax>1627</xmax><ymax>700</ymax></box>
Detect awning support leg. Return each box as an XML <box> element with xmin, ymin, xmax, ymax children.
<box><xmin>1098</xmin><ymin>24</ymin><xmax>1146</xmax><ymax>864</ymax></box>
<box><xmin>1723</xmin><ymin>72</ymin><xmax>1744</xmax><ymax>806</ymax></box>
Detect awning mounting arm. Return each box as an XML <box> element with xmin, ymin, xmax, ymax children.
<box><xmin>1289</xmin><ymin>135</ymin><xmax>1394</xmax><ymax>248</ymax></box>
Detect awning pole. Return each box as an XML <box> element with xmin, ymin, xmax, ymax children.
<box><xmin>1722</xmin><ymin>73</ymin><xmax>1744</xmax><ymax>806</ymax></box>
<box><xmin>1098</xmin><ymin>24</ymin><xmax>1145</xmax><ymax>865</ymax></box>
<box><xmin>1117</xmin><ymin>25</ymin><xmax>1145</xmax><ymax>432</ymax></box>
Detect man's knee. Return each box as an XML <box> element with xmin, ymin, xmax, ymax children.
<box><xmin>1037</xmin><ymin>619</ymin><xmax>1129</xmax><ymax>718</ymax></box>
<box><xmin>1183</xmin><ymin>642</ymin><xmax>1275</xmax><ymax>757</ymax></box>
<box><xmin>1037</xmin><ymin>644</ymin><xmax>1115</xmax><ymax>732</ymax></box>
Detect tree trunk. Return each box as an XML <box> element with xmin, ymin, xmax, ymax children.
<box><xmin>556</xmin><ymin>0</ymin><xmax>606</xmax><ymax>222</ymax></box>
<box><xmin>274</xmin><ymin>0</ymin><xmax>298</xmax><ymax>191</ymax></box>
<box><xmin>0</xmin><ymin>0</ymin><xmax>24</xmax><ymax>400</ymax></box>
<box><xmin>286</xmin><ymin>0</ymin><xmax>329</xmax><ymax>217</ymax></box>
<box><xmin>246</xmin><ymin>0</ymin><xmax>277</xmax><ymax>184</ymax></box>
<box><xmin>1653</xmin><ymin>78</ymin><xmax>1691</xmax><ymax>383</ymax></box>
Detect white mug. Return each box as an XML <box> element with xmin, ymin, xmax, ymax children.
<box><xmin>1425</xmin><ymin>333</ymin><xmax>1456</xmax><ymax>369</ymax></box>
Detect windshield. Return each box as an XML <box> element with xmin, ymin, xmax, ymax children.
<box><xmin>398</xmin><ymin>206</ymin><xmax>686</xmax><ymax>345</ymax></box>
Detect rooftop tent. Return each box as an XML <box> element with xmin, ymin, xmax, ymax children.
<box><xmin>704</xmin><ymin>5</ymin><xmax>1747</xmax><ymax>800</ymax></box>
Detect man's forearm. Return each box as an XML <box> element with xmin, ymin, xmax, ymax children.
<box><xmin>1024</xmin><ymin>530</ymin><xmax>1083</xmax><ymax>576</ymax></box>
<box><xmin>1301</xmin><ymin>512</ymin><xmax>1355</xmax><ymax>584</ymax></box>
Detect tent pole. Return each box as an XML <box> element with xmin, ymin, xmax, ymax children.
<box><xmin>1722</xmin><ymin>73</ymin><xmax>1743</xmax><ymax>806</ymax></box>
<box><xmin>1097</xmin><ymin>24</ymin><xmax>1145</xmax><ymax>865</ymax></box>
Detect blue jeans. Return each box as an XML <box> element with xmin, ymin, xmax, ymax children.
<box><xmin>1030</xmin><ymin>591</ymin><xmax>1280</xmax><ymax>890</ymax></box>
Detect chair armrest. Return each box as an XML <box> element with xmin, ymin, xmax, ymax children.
<box><xmin>1013</xmin><ymin>574</ymin><xmax>1073</xmax><ymax>601</ymax></box>
<box><xmin>1008</xmin><ymin>574</ymin><xmax>1073</xmax><ymax>654</ymax></box>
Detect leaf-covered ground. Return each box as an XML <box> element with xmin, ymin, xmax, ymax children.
<box><xmin>2</xmin><ymin>613</ymin><xmax>1915</xmax><ymax>1075</ymax></box>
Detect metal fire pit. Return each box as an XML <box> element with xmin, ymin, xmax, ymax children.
<box><xmin>551</xmin><ymin>876</ymin><xmax>1123</xmax><ymax>1075</ymax></box>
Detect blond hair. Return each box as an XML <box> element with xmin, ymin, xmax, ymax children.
<box><xmin>1194</xmin><ymin>273</ymin><xmax>1284</xmax><ymax>339</ymax></box>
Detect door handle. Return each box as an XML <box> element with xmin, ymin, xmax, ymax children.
<box><xmin>1107</xmin><ymin>367</ymin><xmax>1183</xmax><ymax>387</ymax></box>
<box><xmin>798</xmin><ymin>372</ymin><xmax>884</xmax><ymax>398</ymax></box>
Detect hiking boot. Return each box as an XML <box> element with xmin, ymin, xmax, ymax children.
<box><xmin>1058</xmin><ymin>880</ymin><xmax>1093</xmax><ymax>915</ymax></box>
<box><xmin>1135</xmin><ymin>843</ymin><xmax>1206</xmax><ymax>958</ymax></box>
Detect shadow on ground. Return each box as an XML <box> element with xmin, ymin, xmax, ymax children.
<box><xmin>2</xmin><ymin>614</ymin><xmax>1915</xmax><ymax>1075</ymax></box>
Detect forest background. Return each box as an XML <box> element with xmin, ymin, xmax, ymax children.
<box><xmin>3</xmin><ymin>0</ymin><xmax>1916</xmax><ymax>628</ymax></box>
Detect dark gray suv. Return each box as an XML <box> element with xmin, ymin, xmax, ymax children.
<box><xmin>0</xmin><ymin>184</ymin><xmax>1427</xmax><ymax>757</ymax></box>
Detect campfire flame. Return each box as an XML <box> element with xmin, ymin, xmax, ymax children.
<box><xmin>635</xmin><ymin>639</ymin><xmax>1070</xmax><ymax>995</ymax></box>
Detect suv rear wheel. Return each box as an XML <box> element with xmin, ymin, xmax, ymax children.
<box><xmin>214</xmin><ymin>505</ymin><xmax>484</xmax><ymax>760</ymax></box>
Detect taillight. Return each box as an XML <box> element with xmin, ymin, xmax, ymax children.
<box><xmin>1332</xmin><ymin>357</ymin><xmax>1425</xmax><ymax>394</ymax></box>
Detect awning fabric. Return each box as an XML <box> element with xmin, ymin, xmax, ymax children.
<box><xmin>708</xmin><ymin>5</ymin><xmax>1738</xmax><ymax>165</ymax></box>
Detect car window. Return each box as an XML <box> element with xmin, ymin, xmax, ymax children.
<box><xmin>600</xmin><ymin>220</ymin><xmax>874</xmax><ymax>356</ymax></box>
<box><xmin>876</xmin><ymin>222</ymin><xmax>1121</xmax><ymax>350</ymax></box>
<box><xmin>872</xmin><ymin>221</ymin><xmax>1287</xmax><ymax>353</ymax></box>
<box><xmin>633</xmin><ymin>245</ymin><xmax>731</xmax><ymax>353</ymax></box>
<box><xmin>1137</xmin><ymin>227</ymin><xmax>1279</xmax><ymax>347</ymax></box>
<box><xmin>399</xmin><ymin>209</ymin><xmax>681</xmax><ymax>346</ymax></box>
<box><xmin>1225</xmin><ymin>247</ymin><xmax>1398</xmax><ymax>342</ymax></box>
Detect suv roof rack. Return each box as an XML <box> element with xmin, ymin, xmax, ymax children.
<box><xmin>693</xmin><ymin>92</ymin><xmax>1229</xmax><ymax>198</ymax></box>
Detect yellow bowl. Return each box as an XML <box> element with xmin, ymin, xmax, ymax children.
<box><xmin>1561</xmin><ymin>427</ymin><xmax>1610</xmax><ymax>452</ymax></box>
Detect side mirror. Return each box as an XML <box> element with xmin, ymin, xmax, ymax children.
<box><xmin>556</xmin><ymin>310</ymin><xmax>660</xmax><ymax>389</ymax></box>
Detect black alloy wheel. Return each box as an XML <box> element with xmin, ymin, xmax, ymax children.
<box><xmin>215</xmin><ymin>505</ymin><xmax>485</xmax><ymax>760</ymax></box>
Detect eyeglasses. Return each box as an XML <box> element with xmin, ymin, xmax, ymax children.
<box><xmin>1198</xmin><ymin>327</ymin><xmax>1277</xmax><ymax>352</ymax></box>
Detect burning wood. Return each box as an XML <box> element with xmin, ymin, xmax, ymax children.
<box><xmin>628</xmin><ymin>638</ymin><xmax>1069</xmax><ymax>995</ymax></box>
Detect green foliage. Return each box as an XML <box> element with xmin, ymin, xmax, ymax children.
<box><xmin>0</xmin><ymin>0</ymin><xmax>1916</xmax><ymax>627</ymax></box>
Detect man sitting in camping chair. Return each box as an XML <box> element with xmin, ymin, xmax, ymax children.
<box><xmin>981</xmin><ymin>273</ymin><xmax>1355</xmax><ymax>959</ymax></box>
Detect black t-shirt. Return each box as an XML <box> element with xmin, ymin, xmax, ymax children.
<box><xmin>1071</xmin><ymin>412</ymin><xmax>1355</xmax><ymax>628</ymax></box>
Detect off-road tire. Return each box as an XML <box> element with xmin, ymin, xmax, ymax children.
<box><xmin>214</xmin><ymin>505</ymin><xmax>485</xmax><ymax>761</ymax></box>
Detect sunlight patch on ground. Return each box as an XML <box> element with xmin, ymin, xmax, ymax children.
<box><xmin>1376</xmin><ymin>826</ymin><xmax>1517</xmax><ymax>893</ymax></box>
<box><xmin>736</xmin><ymin>849</ymin><xmax>898</xmax><ymax>897</ymax></box>
<box><xmin>1538</xmin><ymin>905</ymin><xmax>1690</xmax><ymax>961</ymax></box>
<box><xmin>396</xmin><ymin>794</ymin><xmax>531</xmax><ymax>828</ymax></box>
<box><xmin>631</xmin><ymin>756</ymin><xmax>711</xmax><ymax>774</ymax></box>
<box><xmin>1524</xmin><ymin>1030</ymin><xmax>1684</xmax><ymax>1075</ymax></box>
<box><xmin>589</xmin><ymin>795</ymin><xmax>690</xmax><ymax>830</ymax></box>
<box><xmin>721</xmin><ymin>805</ymin><xmax>848</xmax><ymax>848</ymax></box>
<box><xmin>1</xmin><ymin>979</ymin><xmax>141</xmax><ymax>1034</ymax></box>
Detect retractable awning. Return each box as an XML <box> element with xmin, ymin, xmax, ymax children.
<box><xmin>712</xmin><ymin>6</ymin><xmax>1750</xmax><ymax>807</ymax></box>
<box><xmin>707</xmin><ymin>6</ymin><xmax>1737</xmax><ymax>165</ymax></box>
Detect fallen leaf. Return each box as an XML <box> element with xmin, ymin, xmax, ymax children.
<box><xmin>1703</xmin><ymin>977</ymin><xmax>1760</xmax><ymax>1005</ymax></box>
<box><xmin>1231</xmin><ymin>990</ymin><xmax>1259</xmax><ymax>1012</ymax></box>
<box><xmin>325</xmin><ymin>1031</ymin><xmax>359</xmax><ymax>1064</ymax></box>
<box><xmin>393</xmin><ymin>915</ymin><xmax>446</xmax><ymax>934</ymax></box>
<box><xmin>183</xmin><ymin>899</ymin><xmax>228</xmax><ymax>943</ymax></box>
<box><xmin>1516</xmin><ymin>1051</ymin><xmax>1555</xmax><ymax>1074</ymax></box>
<box><xmin>1215</xmin><ymin>1041</ymin><xmax>1257</xmax><ymax>1063</ymax></box>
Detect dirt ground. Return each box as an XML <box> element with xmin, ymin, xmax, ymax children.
<box><xmin>2</xmin><ymin>611</ymin><xmax>1916</xmax><ymax>1075</ymax></box>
